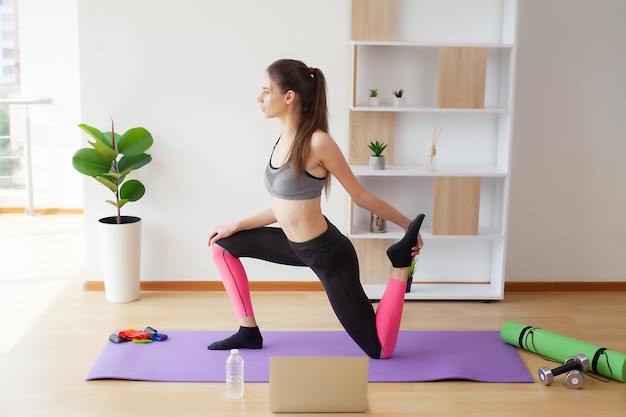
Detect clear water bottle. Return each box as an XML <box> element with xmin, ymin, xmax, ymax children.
<box><xmin>226</xmin><ymin>348</ymin><xmax>244</xmax><ymax>399</ymax></box>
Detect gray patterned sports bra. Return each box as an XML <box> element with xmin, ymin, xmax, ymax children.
<box><xmin>264</xmin><ymin>141</ymin><xmax>326</xmax><ymax>201</ymax></box>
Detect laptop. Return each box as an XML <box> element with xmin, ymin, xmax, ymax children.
<box><xmin>269</xmin><ymin>356</ymin><xmax>369</xmax><ymax>413</ymax></box>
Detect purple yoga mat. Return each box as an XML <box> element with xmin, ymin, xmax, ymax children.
<box><xmin>86</xmin><ymin>330</ymin><xmax>533</xmax><ymax>383</ymax></box>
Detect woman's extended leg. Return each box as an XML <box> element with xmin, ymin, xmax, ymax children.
<box><xmin>207</xmin><ymin>227</ymin><xmax>306</xmax><ymax>350</ymax></box>
<box><xmin>211</xmin><ymin>245</ymin><xmax>256</xmax><ymax>320</ymax></box>
<box><xmin>289</xmin><ymin>215</ymin><xmax>424</xmax><ymax>359</ymax></box>
<box><xmin>207</xmin><ymin>245</ymin><xmax>262</xmax><ymax>349</ymax></box>
<box><xmin>374</xmin><ymin>270</ymin><xmax>410</xmax><ymax>358</ymax></box>
<box><xmin>375</xmin><ymin>214</ymin><xmax>425</xmax><ymax>358</ymax></box>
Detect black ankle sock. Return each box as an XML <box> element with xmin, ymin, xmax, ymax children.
<box><xmin>207</xmin><ymin>326</ymin><xmax>263</xmax><ymax>350</ymax></box>
<box><xmin>386</xmin><ymin>214</ymin><xmax>425</xmax><ymax>268</ymax></box>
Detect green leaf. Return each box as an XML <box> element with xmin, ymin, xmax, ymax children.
<box><xmin>101</xmin><ymin>172</ymin><xmax>123</xmax><ymax>181</ymax></box>
<box><xmin>89</xmin><ymin>140</ymin><xmax>117</xmax><ymax>162</ymax></box>
<box><xmin>101</xmin><ymin>131</ymin><xmax>120</xmax><ymax>149</ymax></box>
<box><xmin>95</xmin><ymin>176</ymin><xmax>118</xmax><ymax>192</ymax></box>
<box><xmin>72</xmin><ymin>148</ymin><xmax>111</xmax><ymax>176</ymax></box>
<box><xmin>78</xmin><ymin>124</ymin><xmax>107</xmax><ymax>144</ymax></box>
<box><xmin>105</xmin><ymin>199</ymin><xmax>128</xmax><ymax>209</ymax></box>
<box><xmin>120</xmin><ymin>179</ymin><xmax>145</xmax><ymax>202</ymax></box>
<box><xmin>118</xmin><ymin>127</ymin><xmax>153</xmax><ymax>156</ymax></box>
<box><xmin>368</xmin><ymin>140</ymin><xmax>388</xmax><ymax>156</ymax></box>
<box><xmin>118</xmin><ymin>153</ymin><xmax>152</xmax><ymax>174</ymax></box>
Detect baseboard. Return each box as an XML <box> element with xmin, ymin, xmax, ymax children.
<box><xmin>0</xmin><ymin>207</ymin><xmax>84</xmax><ymax>215</ymax></box>
<box><xmin>83</xmin><ymin>281</ymin><xmax>325</xmax><ymax>292</ymax></box>
<box><xmin>504</xmin><ymin>281</ymin><xmax>626</xmax><ymax>292</ymax></box>
<box><xmin>83</xmin><ymin>281</ymin><xmax>626</xmax><ymax>292</ymax></box>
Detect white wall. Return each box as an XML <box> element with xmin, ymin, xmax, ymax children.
<box><xmin>506</xmin><ymin>0</ymin><xmax>626</xmax><ymax>281</ymax></box>
<box><xmin>76</xmin><ymin>0</ymin><xmax>351</xmax><ymax>282</ymax></box>
<box><xmin>16</xmin><ymin>0</ymin><xmax>626</xmax><ymax>283</ymax></box>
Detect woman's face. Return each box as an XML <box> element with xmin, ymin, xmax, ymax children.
<box><xmin>257</xmin><ymin>73</ymin><xmax>289</xmax><ymax>118</ymax></box>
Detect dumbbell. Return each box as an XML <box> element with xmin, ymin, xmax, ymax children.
<box><xmin>537</xmin><ymin>353</ymin><xmax>590</xmax><ymax>389</ymax></box>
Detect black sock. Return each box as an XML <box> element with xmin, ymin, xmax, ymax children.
<box><xmin>207</xmin><ymin>326</ymin><xmax>263</xmax><ymax>350</ymax></box>
<box><xmin>386</xmin><ymin>214</ymin><xmax>425</xmax><ymax>268</ymax></box>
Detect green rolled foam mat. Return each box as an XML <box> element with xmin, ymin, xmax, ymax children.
<box><xmin>500</xmin><ymin>321</ymin><xmax>626</xmax><ymax>382</ymax></box>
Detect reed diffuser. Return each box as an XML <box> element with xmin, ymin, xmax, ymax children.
<box><xmin>427</xmin><ymin>126</ymin><xmax>443</xmax><ymax>171</ymax></box>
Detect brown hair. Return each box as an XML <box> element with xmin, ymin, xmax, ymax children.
<box><xmin>267</xmin><ymin>59</ymin><xmax>330</xmax><ymax>192</ymax></box>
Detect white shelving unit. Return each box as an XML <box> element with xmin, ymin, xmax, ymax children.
<box><xmin>348</xmin><ymin>0</ymin><xmax>518</xmax><ymax>300</ymax></box>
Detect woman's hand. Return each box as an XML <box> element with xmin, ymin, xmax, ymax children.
<box><xmin>208</xmin><ymin>223</ymin><xmax>239</xmax><ymax>246</ymax></box>
<box><xmin>208</xmin><ymin>208</ymin><xmax>277</xmax><ymax>246</ymax></box>
<box><xmin>403</xmin><ymin>217</ymin><xmax>424</xmax><ymax>257</ymax></box>
<box><xmin>413</xmin><ymin>232</ymin><xmax>424</xmax><ymax>256</ymax></box>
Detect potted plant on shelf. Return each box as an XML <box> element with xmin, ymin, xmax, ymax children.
<box><xmin>368</xmin><ymin>139</ymin><xmax>387</xmax><ymax>170</ymax></box>
<box><xmin>72</xmin><ymin>120</ymin><xmax>154</xmax><ymax>303</ymax></box>
<box><xmin>368</xmin><ymin>88</ymin><xmax>379</xmax><ymax>106</ymax></box>
<box><xmin>393</xmin><ymin>88</ymin><xmax>405</xmax><ymax>106</ymax></box>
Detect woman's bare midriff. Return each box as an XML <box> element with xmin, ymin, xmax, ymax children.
<box><xmin>271</xmin><ymin>197</ymin><xmax>328</xmax><ymax>243</ymax></box>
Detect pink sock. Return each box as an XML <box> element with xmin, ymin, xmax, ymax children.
<box><xmin>211</xmin><ymin>245</ymin><xmax>254</xmax><ymax>318</ymax></box>
<box><xmin>375</xmin><ymin>277</ymin><xmax>406</xmax><ymax>359</ymax></box>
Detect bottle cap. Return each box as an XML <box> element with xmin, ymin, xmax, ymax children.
<box><xmin>231</xmin><ymin>349</ymin><xmax>239</xmax><ymax>354</ymax></box>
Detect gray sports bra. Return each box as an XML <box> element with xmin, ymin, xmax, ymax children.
<box><xmin>264</xmin><ymin>143</ymin><xmax>326</xmax><ymax>201</ymax></box>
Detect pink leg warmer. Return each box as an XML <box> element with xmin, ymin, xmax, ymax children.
<box><xmin>375</xmin><ymin>277</ymin><xmax>406</xmax><ymax>359</ymax></box>
<box><xmin>211</xmin><ymin>245</ymin><xmax>254</xmax><ymax>318</ymax></box>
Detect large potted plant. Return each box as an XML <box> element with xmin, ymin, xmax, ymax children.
<box><xmin>72</xmin><ymin>120</ymin><xmax>153</xmax><ymax>303</ymax></box>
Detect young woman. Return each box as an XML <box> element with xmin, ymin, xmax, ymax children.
<box><xmin>207</xmin><ymin>59</ymin><xmax>424</xmax><ymax>359</ymax></box>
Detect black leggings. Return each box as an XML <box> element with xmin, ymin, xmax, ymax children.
<box><xmin>216</xmin><ymin>219</ymin><xmax>383</xmax><ymax>358</ymax></box>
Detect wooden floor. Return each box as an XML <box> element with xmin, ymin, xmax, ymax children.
<box><xmin>1</xmin><ymin>213</ymin><xmax>625</xmax><ymax>416</ymax></box>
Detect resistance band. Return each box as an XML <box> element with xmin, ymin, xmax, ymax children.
<box><xmin>500</xmin><ymin>321</ymin><xmax>626</xmax><ymax>382</ymax></box>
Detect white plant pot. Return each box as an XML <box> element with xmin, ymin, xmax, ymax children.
<box><xmin>369</xmin><ymin>155</ymin><xmax>385</xmax><ymax>170</ymax></box>
<box><xmin>393</xmin><ymin>97</ymin><xmax>405</xmax><ymax>106</ymax></box>
<box><xmin>368</xmin><ymin>97</ymin><xmax>379</xmax><ymax>106</ymax></box>
<box><xmin>98</xmin><ymin>216</ymin><xmax>142</xmax><ymax>303</ymax></box>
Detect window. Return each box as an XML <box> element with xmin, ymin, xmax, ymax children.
<box><xmin>0</xmin><ymin>0</ymin><xmax>21</xmax><ymax>191</ymax></box>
